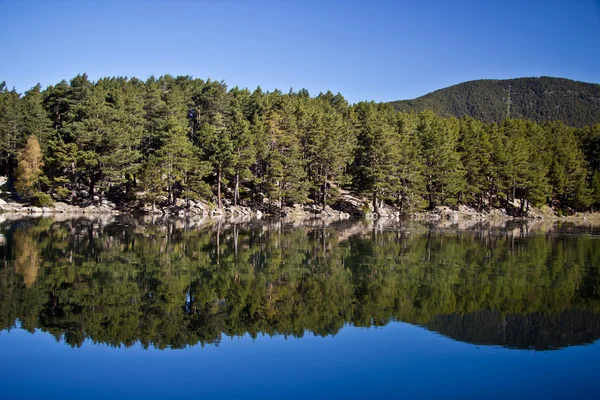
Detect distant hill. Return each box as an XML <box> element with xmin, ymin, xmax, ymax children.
<box><xmin>389</xmin><ymin>77</ymin><xmax>600</xmax><ymax>127</ymax></box>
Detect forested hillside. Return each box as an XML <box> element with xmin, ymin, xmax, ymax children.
<box><xmin>1</xmin><ymin>74</ymin><xmax>600</xmax><ymax>214</ymax></box>
<box><xmin>389</xmin><ymin>77</ymin><xmax>600</xmax><ymax>127</ymax></box>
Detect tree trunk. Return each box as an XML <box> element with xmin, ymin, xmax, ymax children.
<box><xmin>234</xmin><ymin>171</ymin><xmax>239</xmax><ymax>207</ymax></box>
<box><xmin>89</xmin><ymin>171</ymin><xmax>95</xmax><ymax>200</ymax></box>
<box><xmin>217</xmin><ymin>164</ymin><xmax>222</xmax><ymax>209</ymax></box>
<box><xmin>322</xmin><ymin>181</ymin><xmax>327</xmax><ymax>211</ymax></box>
<box><xmin>373</xmin><ymin>191</ymin><xmax>379</xmax><ymax>214</ymax></box>
<box><xmin>512</xmin><ymin>184</ymin><xmax>516</xmax><ymax>205</ymax></box>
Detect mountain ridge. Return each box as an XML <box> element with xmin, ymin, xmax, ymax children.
<box><xmin>389</xmin><ymin>77</ymin><xmax>600</xmax><ymax>127</ymax></box>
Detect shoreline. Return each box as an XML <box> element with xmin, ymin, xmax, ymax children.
<box><xmin>0</xmin><ymin>197</ymin><xmax>598</xmax><ymax>224</ymax></box>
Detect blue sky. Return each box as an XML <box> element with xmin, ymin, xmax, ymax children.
<box><xmin>1</xmin><ymin>0</ymin><xmax>599</xmax><ymax>103</ymax></box>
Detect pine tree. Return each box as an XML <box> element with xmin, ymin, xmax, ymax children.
<box><xmin>545</xmin><ymin>121</ymin><xmax>591</xmax><ymax>210</ymax></box>
<box><xmin>498</xmin><ymin>119</ymin><xmax>550</xmax><ymax>211</ymax></box>
<box><xmin>264</xmin><ymin>106</ymin><xmax>307</xmax><ymax>209</ymax></box>
<box><xmin>0</xmin><ymin>83</ymin><xmax>24</xmax><ymax>178</ymax></box>
<box><xmin>591</xmin><ymin>171</ymin><xmax>600</xmax><ymax>208</ymax></box>
<box><xmin>138</xmin><ymin>154</ymin><xmax>164</xmax><ymax>212</ymax></box>
<box><xmin>197</xmin><ymin>113</ymin><xmax>233</xmax><ymax>209</ymax></box>
<box><xmin>302</xmin><ymin>98</ymin><xmax>355</xmax><ymax>209</ymax></box>
<box><xmin>394</xmin><ymin>112</ymin><xmax>426</xmax><ymax>212</ymax></box>
<box><xmin>416</xmin><ymin>111</ymin><xmax>465</xmax><ymax>208</ymax></box>
<box><xmin>228</xmin><ymin>108</ymin><xmax>255</xmax><ymax>206</ymax></box>
<box><xmin>41</xmin><ymin>74</ymin><xmax>93</xmax><ymax>201</ymax></box>
<box><xmin>21</xmin><ymin>84</ymin><xmax>52</xmax><ymax>147</ymax></box>
<box><xmin>250</xmin><ymin>112</ymin><xmax>269</xmax><ymax>202</ymax></box>
<box><xmin>458</xmin><ymin>117</ymin><xmax>493</xmax><ymax>209</ymax></box>
<box><xmin>351</xmin><ymin>102</ymin><xmax>402</xmax><ymax>212</ymax></box>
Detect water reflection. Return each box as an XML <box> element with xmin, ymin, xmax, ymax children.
<box><xmin>0</xmin><ymin>217</ymin><xmax>599</xmax><ymax>350</ymax></box>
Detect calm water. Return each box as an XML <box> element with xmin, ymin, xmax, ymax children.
<box><xmin>1</xmin><ymin>216</ymin><xmax>599</xmax><ymax>399</ymax></box>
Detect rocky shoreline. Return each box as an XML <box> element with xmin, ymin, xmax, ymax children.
<box><xmin>0</xmin><ymin>192</ymin><xmax>596</xmax><ymax>222</ymax></box>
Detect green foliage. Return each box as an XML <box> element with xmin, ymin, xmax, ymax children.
<box><xmin>352</xmin><ymin>102</ymin><xmax>401</xmax><ymax>211</ymax></box>
<box><xmin>417</xmin><ymin>111</ymin><xmax>465</xmax><ymax>208</ymax></box>
<box><xmin>300</xmin><ymin>94</ymin><xmax>355</xmax><ymax>209</ymax></box>
<box><xmin>32</xmin><ymin>192</ymin><xmax>53</xmax><ymax>207</ymax></box>
<box><xmin>458</xmin><ymin>117</ymin><xmax>493</xmax><ymax>208</ymax></box>
<box><xmin>0</xmin><ymin>74</ymin><xmax>598</xmax><ymax>213</ymax></box>
<box><xmin>264</xmin><ymin>106</ymin><xmax>308</xmax><ymax>208</ymax></box>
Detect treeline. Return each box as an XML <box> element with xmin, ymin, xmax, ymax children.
<box><xmin>1</xmin><ymin>74</ymin><xmax>600</xmax><ymax>213</ymax></box>
<box><xmin>1</xmin><ymin>218</ymin><xmax>599</xmax><ymax>349</ymax></box>
<box><xmin>390</xmin><ymin>77</ymin><xmax>600</xmax><ymax>128</ymax></box>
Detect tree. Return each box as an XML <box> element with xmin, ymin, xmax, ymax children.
<box><xmin>458</xmin><ymin>117</ymin><xmax>493</xmax><ymax>209</ymax></box>
<box><xmin>497</xmin><ymin>119</ymin><xmax>550</xmax><ymax>211</ymax></box>
<box><xmin>21</xmin><ymin>84</ymin><xmax>52</xmax><ymax>147</ymax></box>
<box><xmin>302</xmin><ymin>98</ymin><xmax>355</xmax><ymax>210</ymax></box>
<box><xmin>352</xmin><ymin>102</ymin><xmax>401</xmax><ymax>212</ymax></box>
<box><xmin>0</xmin><ymin>83</ymin><xmax>24</xmax><ymax>178</ymax></box>
<box><xmin>228</xmin><ymin>108</ymin><xmax>255</xmax><ymax>206</ymax></box>
<box><xmin>416</xmin><ymin>111</ymin><xmax>465</xmax><ymax>208</ymax></box>
<box><xmin>197</xmin><ymin>114</ymin><xmax>233</xmax><ymax>209</ymax></box>
<box><xmin>394</xmin><ymin>112</ymin><xmax>426</xmax><ymax>212</ymax></box>
<box><xmin>139</xmin><ymin>154</ymin><xmax>164</xmax><ymax>212</ymax></box>
<box><xmin>41</xmin><ymin>74</ymin><xmax>93</xmax><ymax>201</ymax></box>
<box><xmin>545</xmin><ymin>121</ymin><xmax>591</xmax><ymax>211</ymax></box>
<box><xmin>14</xmin><ymin>136</ymin><xmax>44</xmax><ymax>197</ymax></box>
<box><xmin>264</xmin><ymin>107</ymin><xmax>308</xmax><ymax>209</ymax></box>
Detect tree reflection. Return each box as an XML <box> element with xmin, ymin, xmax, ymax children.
<box><xmin>0</xmin><ymin>218</ymin><xmax>598</xmax><ymax>350</ymax></box>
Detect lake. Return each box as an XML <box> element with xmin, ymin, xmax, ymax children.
<box><xmin>0</xmin><ymin>216</ymin><xmax>599</xmax><ymax>399</ymax></box>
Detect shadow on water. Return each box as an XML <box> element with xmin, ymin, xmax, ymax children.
<box><xmin>0</xmin><ymin>215</ymin><xmax>599</xmax><ymax>350</ymax></box>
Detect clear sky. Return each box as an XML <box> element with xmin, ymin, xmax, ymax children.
<box><xmin>1</xmin><ymin>0</ymin><xmax>599</xmax><ymax>103</ymax></box>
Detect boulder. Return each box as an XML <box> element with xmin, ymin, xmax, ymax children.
<box><xmin>331</xmin><ymin>194</ymin><xmax>368</xmax><ymax>216</ymax></box>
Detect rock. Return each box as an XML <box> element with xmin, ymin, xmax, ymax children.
<box><xmin>449</xmin><ymin>211</ymin><xmax>459</xmax><ymax>222</ymax></box>
<box><xmin>53</xmin><ymin>202</ymin><xmax>71</xmax><ymax>212</ymax></box>
<box><xmin>331</xmin><ymin>194</ymin><xmax>369</xmax><ymax>216</ymax></box>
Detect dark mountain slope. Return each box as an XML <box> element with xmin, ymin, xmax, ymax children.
<box><xmin>424</xmin><ymin>310</ymin><xmax>600</xmax><ymax>350</ymax></box>
<box><xmin>389</xmin><ymin>77</ymin><xmax>600</xmax><ymax>127</ymax></box>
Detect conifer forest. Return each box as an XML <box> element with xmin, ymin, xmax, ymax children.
<box><xmin>1</xmin><ymin>74</ymin><xmax>599</xmax><ymax>214</ymax></box>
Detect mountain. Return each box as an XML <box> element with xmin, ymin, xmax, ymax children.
<box><xmin>389</xmin><ymin>77</ymin><xmax>600</xmax><ymax>127</ymax></box>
